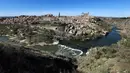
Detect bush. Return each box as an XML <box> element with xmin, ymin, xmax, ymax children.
<box><xmin>121</xmin><ymin>38</ymin><xmax>130</xmax><ymax>47</ymax></box>
<box><xmin>38</xmin><ymin>29</ymin><xmax>56</xmax><ymax>43</ymax></box>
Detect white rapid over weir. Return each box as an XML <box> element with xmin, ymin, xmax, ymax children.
<box><xmin>56</xmin><ymin>44</ymin><xmax>83</xmax><ymax>57</ymax></box>
<box><xmin>51</xmin><ymin>40</ymin><xmax>83</xmax><ymax>57</ymax></box>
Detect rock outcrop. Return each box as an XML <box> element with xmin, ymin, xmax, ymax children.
<box><xmin>55</xmin><ymin>14</ymin><xmax>111</xmax><ymax>40</ymax></box>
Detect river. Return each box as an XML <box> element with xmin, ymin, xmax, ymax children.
<box><xmin>59</xmin><ymin>26</ymin><xmax>121</xmax><ymax>53</ymax></box>
<box><xmin>0</xmin><ymin>26</ymin><xmax>121</xmax><ymax>57</ymax></box>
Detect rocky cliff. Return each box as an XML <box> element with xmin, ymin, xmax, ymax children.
<box><xmin>55</xmin><ymin>15</ymin><xmax>111</xmax><ymax>40</ymax></box>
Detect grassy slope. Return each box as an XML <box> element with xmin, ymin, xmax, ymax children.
<box><xmin>78</xmin><ymin>38</ymin><xmax>130</xmax><ymax>73</ymax></box>
<box><xmin>77</xmin><ymin>19</ymin><xmax>130</xmax><ymax>73</ymax></box>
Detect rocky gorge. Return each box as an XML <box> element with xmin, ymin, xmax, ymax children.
<box><xmin>0</xmin><ymin>13</ymin><xmax>120</xmax><ymax>73</ymax></box>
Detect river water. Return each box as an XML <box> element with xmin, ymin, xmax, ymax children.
<box><xmin>59</xmin><ymin>26</ymin><xmax>121</xmax><ymax>53</ymax></box>
<box><xmin>0</xmin><ymin>26</ymin><xmax>121</xmax><ymax>57</ymax></box>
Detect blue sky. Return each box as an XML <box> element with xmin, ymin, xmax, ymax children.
<box><xmin>0</xmin><ymin>0</ymin><xmax>129</xmax><ymax>17</ymax></box>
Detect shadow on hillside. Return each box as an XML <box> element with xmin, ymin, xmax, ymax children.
<box><xmin>0</xmin><ymin>43</ymin><xmax>77</xmax><ymax>73</ymax></box>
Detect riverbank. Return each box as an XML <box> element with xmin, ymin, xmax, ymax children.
<box><xmin>77</xmin><ymin>17</ymin><xmax>130</xmax><ymax>73</ymax></box>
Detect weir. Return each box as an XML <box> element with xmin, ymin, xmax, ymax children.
<box><xmin>55</xmin><ymin>44</ymin><xmax>83</xmax><ymax>57</ymax></box>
